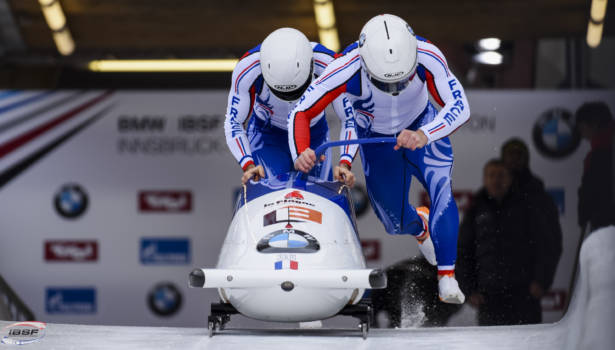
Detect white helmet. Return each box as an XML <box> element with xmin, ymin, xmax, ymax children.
<box><xmin>260</xmin><ymin>28</ymin><xmax>314</xmax><ymax>101</ymax></box>
<box><xmin>359</xmin><ymin>14</ymin><xmax>418</xmax><ymax>95</ymax></box>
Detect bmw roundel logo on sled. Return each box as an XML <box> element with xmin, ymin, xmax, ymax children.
<box><xmin>257</xmin><ymin>225</ymin><xmax>320</xmax><ymax>253</ymax></box>
<box><xmin>54</xmin><ymin>183</ymin><xmax>89</xmax><ymax>219</ymax></box>
<box><xmin>532</xmin><ymin>108</ymin><xmax>580</xmax><ymax>159</ymax></box>
<box><xmin>147</xmin><ymin>282</ymin><xmax>183</xmax><ymax>317</ymax></box>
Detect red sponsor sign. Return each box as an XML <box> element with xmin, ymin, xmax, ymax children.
<box><xmin>45</xmin><ymin>240</ymin><xmax>98</xmax><ymax>262</ymax></box>
<box><xmin>139</xmin><ymin>191</ymin><xmax>192</xmax><ymax>212</ymax></box>
<box><xmin>361</xmin><ymin>239</ymin><xmax>381</xmax><ymax>261</ymax></box>
<box><xmin>541</xmin><ymin>289</ymin><xmax>567</xmax><ymax>311</ymax></box>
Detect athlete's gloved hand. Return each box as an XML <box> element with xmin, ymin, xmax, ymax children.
<box><xmin>294</xmin><ymin>148</ymin><xmax>325</xmax><ymax>173</ymax></box>
<box><xmin>334</xmin><ymin>163</ymin><xmax>355</xmax><ymax>187</ymax></box>
<box><xmin>394</xmin><ymin>129</ymin><xmax>428</xmax><ymax>151</ymax></box>
<box><xmin>242</xmin><ymin>164</ymin><xmax>265</xmax><ymax>184</ymax></box>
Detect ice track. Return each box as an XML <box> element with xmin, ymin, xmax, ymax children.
<box><xmin>2</xmin><ymin>226</ymin><xmax>613</xmax><ymax>350</ymax></box>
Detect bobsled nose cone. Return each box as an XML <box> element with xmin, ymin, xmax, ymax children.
<box><xmin>189</xmin><ymin>268</ymin><xmax>205</xmax><ymax>288</ymax></box>
<box><xmin>369</xmin><ymin>269</ymin><xmax>387</xmax><ymax>289</ymax></box>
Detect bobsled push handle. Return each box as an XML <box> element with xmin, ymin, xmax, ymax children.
<box><xmin>313</xmin><ymin>137</ymin><xmax>397</xmax><ymax>158</ymax></box>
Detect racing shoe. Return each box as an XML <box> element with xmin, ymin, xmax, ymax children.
<box><xmin>415</xmin><ymin>206</ymin><xmax>437</xmax><ymax>266</ymax></box>
<box><xmin>438</xmin><ymin>275</ymin><xmax>466</xmax><ymax>304</ymax></box>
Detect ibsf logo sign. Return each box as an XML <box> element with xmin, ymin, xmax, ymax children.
<box><xmin>54</xmin><ymin>183</ymin><xmax>88</xmax><ymax>219</ymax></box>
<box><xmin>46</xmin><ymin>288</ymin><xmax>96</xmax><ymax>314</ymax></box>
<box><xmin>45</xmin><ymin>240</ymin><xmax>98</xmax><ymax>262</ymax></box>
<box><xmin>140</xmin><ymin>238</ymin><xmax>190</xmax><ymax>265</ymax></box>
<box><xmin>139</xmin><ymin>191</ymin><xmax>192</xmax><ymax>212</ymax></box>
<box><xmin>1</xmin><ymin>322</ymin><xmax>46</xmax><ymax>345</ymax></box>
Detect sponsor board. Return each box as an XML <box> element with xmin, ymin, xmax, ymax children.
<box><xmin>541</xmin><ymin>290</ymin><xmax>567</xmax><ymax>311</ymax></box>
<box><xmin>117</xmin><ymin>114</ymin><xmax>224</xmax><ymax>156</ymax></box>
<box><xmin>546</xmin><ymin>187</ymin><xmax>565</xmax><ymax>215</ymax></box>
<box><xmin>460</xmin><ymin>114</ymin><xmax>496</xmax><ymax>132</ymax></box>
<box><xmin>140</xmin><ymin>238</ymin><xmax>191</xmax><ymax>265</ymax></box>
<box><xmin>54</xmin><ymin>183</ymin><xmax>88</xmax><ymax>219</ymax></box>
<box><xmin>46</xmin><ymin>288</ymin><xmax>96</xmax><ymax>314</ymax></box>
<box><xmin>1</xmin><ymin>322</ymin><xmax>46</xmax><ymax>345</ymax></box>
<box><xmin>139</xmin><ymin>191</ymin><xmax>192</xmax><ymax>212</ymax></box>
<box><xmin>118</xmin><ymin>137</ymin><xmax>222</xmax><ymax>155</ymax></box>
<box><xmin>360</xmin><ymin>239</ymin><xmax>381</xmax><ymax>261</ymax></box>
<box><xmin>421</xmin><ymin>190</ymin><xmax>474</xmax><ymax>221</ymax></box>
<box><xmin>45</xmin><ymin>240</ymin><xmax>98</xmax><ymax>262</ymax></box>
<box><xmin>147</xmin><ymin>282</ymin><xmax>182</xmax><ymax>317</ymax></box>
<box><xmin>532</xmin><ymin>107</ymin><xmax>580</xmax><ymax>159</ymax></box>
<box><xmin>350</xmin><ymin>185</ymin><xmax>369</xmax><ymax>218</ymax></box>
<box><xmin>118</xmin><ymin>114</ymin><xmax>221</xmax><ymax>133</ymax></box>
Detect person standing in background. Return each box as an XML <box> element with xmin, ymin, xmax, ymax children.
<box><xmin>457</xmin><ymin>159</ymin><xmax>550</xmax><ymax>325</ymax></box>
<box><xmin>500</xmin><ymin>138</ymin><xmax>562</xmax><ymax>298</ymax></box>
<box><xmin>575</xmin><ymin>102</ymin><xmax>615</xmax><ymax>232</ymax></box>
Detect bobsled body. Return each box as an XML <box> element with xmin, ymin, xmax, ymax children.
<box><xmin>190</xmin><ymin>174</ymin><xmax>384</xmax><ymax>322</ymax></box>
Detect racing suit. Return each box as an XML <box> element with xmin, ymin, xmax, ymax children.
<box><xmin>288</xmin><ymin>37</ymin><xmax>470</xmax><ymax>275</ymax></box>
<box><xmin>224</xmin><ymin>42</ymin><xmax>355</xmax><ymax>180</ymax></box>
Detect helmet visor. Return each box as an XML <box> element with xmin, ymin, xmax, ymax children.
<box><xmin>269</xmin><ymin>60</ymin><xmax>314</xmax><ymax>101</ymax></box>
<box><xmin>368</xmin><ymin>75</ymin><xmax>410</xmax><ymax>94</ymax></box>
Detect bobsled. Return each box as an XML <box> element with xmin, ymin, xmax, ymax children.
<box><xmin>188</xmin><ymin>138</ymin><xmax>396</xmax><ymax>338</ymax></box>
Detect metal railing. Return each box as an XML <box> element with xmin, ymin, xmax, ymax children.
<box><xmin>0</xmin><ymin>274</ymin><xmax>35</xmax><ymax>321</ymax></box>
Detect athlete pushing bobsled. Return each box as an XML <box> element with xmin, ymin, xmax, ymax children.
<box><xmin>223</xmin><ymin>27</ymin><xmax>356</xmax><ymax>186</ymax></box>
<box><xmin>288</xmin><ymin>14</ymin><xmax>470</xmax><ymax>304</ymax></box>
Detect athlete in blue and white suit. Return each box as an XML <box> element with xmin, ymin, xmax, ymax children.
<box><xmin>224</xmin><ymin>28</ymin><xmax>356</xmax><ymax>184</ymax></box>
<box><xmin>288</xmin><ymin>15</ymin><xmax>470</xmax><ymax>303</ymax></box>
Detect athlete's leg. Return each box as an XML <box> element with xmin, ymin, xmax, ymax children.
<box><xmin>409</xmin><ymin>136</ymin><xmax>459</xmax><ymax>274</ymax></box>
<box><xmin>358</xmin><ymin>129</ymin><xmax>423</xmax><ymax>236</ymax></box>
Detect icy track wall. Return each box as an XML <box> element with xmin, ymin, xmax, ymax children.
<box><xmin>0</xmin><ymin>226</ymin><xmax>613</xmax><ymax>350</ymax></box>
<box><xmin>562</xmin><ymin>226</ymin><xmax>615</xmax><ymax>350</ymax></box>
<box><xmin>0</xmin><ymin>90</ymin><xmax>614</xmax><ymax>326</ymax></box>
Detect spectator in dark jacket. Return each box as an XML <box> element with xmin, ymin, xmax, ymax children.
<box><xmin>575</xmin><ymin>102</ymin><xmax>615</xmax><ymax>232</ymax></box>
<box><xmin>501</xmin><ymin>138</ymin><xmax>562</xmax><ymax>293</ymax></box>
<box><xmin>457</xmin><ymin>159</ymin><xmax>551</xmax><ymax>326</ymax></box>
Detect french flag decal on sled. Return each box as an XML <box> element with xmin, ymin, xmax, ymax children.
<box><xmin>275</xmin><ymin>260</ymin><xmax>299</xmax><ymax>270</ymax></box>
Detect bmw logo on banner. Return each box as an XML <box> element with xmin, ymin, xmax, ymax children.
<box><xmin>532</xmin><ymin>108</ymin><xmax>580</xmax><ymax>159</ymax></box>
<box><xmin>350</xmin><ymin>184</ymin><xmax>369</xmax><ymax>218</ymax></box>
<box><xmin>257</xmin><ymin>225</ymin><xmax>320</xmax><ymax>253</ymax></box>
<box><xmin>147</xmin><ymin>282</ymin><xmax>182</xmax><ymax>317</ymax></box>
<box><xmin>54</xmin><ymin>183</ymin><xmax>89</xmax><ymax>219</ymax></box>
